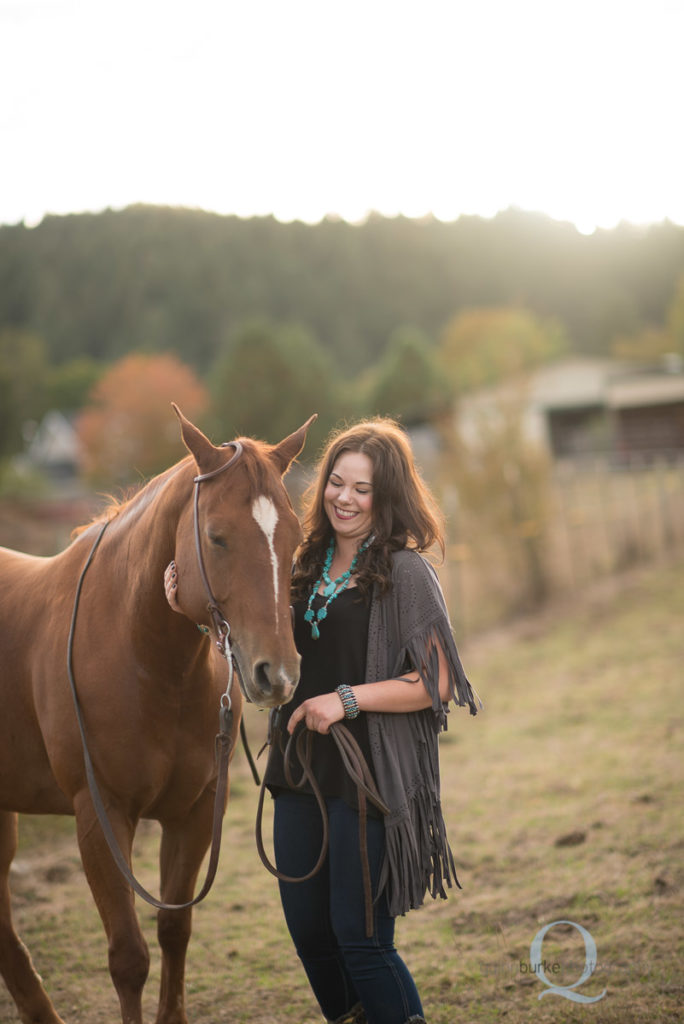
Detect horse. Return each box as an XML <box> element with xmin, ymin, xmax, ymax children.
<box><xmin>0</xmin><ymin>405</ymin><xmax>314</xmax><ymax>1024</ymax></box>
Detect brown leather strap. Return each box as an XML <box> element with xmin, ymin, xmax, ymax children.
<box><xmin>255</xmin><ymin>724</ymin><xmax>330</xmax><ymax>883</ymax></box>
<box><xmin>192</xmin><ymin>442</ymin><xmax>243</xmax><ymax>653</ymax></box>
<box><xmin>254</xmin><ymin>717</ymin><xmax>390</xmax><ymax>937</ymax></box>
<box><xmin>327</xmin><ymin>722</ymin><xmax>390</xmax><ymax>937</ymax></box>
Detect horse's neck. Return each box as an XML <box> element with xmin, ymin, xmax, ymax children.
<box><xmin>103</xmin><ymin>473</ymin><xmax>210</xmax><ymax>671</ymax></box>
<box><xmin>105</xmin><ymin>468</ymin><xmax>186</xmax><ymax>595</ymax></box>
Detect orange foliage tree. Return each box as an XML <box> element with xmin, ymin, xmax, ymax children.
<box><xmin>438</xmin><ymin>307</ymin><xmax>567</xmax><ymax>394</ymax></box>
<box><xmin>77</xmin><ymin>353</ymin><xmax>208</xmax><ymax>484</ymax></box>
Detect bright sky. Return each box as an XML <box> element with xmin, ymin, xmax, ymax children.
<box><xmin>1</xmin><ymin>0</ymin><xmax>682</xmax><ymax>234</ymax></box>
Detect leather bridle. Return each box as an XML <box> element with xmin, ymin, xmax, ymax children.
<box><xmin>66</xmin><ymin>443</ymin><xmax>244</xmax><ymax>911</ymax></box>
<box><xmin>192</xmin><ymin>441</ymin><xmax>244</xmax><ymax>708</ymax></box>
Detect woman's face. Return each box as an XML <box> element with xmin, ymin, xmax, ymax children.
<box><xmin>323</xmin><ymin>451</ymin><xmax>374</xmax><ymax>547</ymax></box>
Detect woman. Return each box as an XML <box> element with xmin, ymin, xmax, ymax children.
<box><xmin>166</xmin><ymin>418</ymin><xmax>479</xmax><ymax>1024</ymax></box>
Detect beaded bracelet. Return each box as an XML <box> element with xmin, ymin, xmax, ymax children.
<box><xmin>335</xmin><ymin>684</ymin><xmax>360</xmax><ymax>720</ymax></box>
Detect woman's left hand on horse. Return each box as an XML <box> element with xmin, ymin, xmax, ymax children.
<box><xmin>164</xmin><ymin>561</ymin><xmax>183</xmax><ymax>613</ymax></box>
<box><xmin>288</xmin><ymin>692</ymin><xmax>345</xmax><ymax>735</ymax></box>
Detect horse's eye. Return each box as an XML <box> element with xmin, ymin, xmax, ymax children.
<box><xmin>208</xmin><ymin>533</ymin><xmax>228</xmax><ymax>550</ymax></box>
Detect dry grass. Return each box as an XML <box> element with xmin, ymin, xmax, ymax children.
<box><xmin>2</xmin><ymin>555</ymin><xmax>683</xmax><ymax>1024</ymax></box>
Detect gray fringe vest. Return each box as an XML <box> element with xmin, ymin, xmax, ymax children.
<box><xmin>365</xmin><ymin>549</ymin><xmax>480</xmax><ymax>917</ymax></box>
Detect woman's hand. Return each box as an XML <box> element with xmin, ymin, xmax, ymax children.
<box><xmin>286</xmin><ymin>637</ymin><xmax>452</xmax><ymax>736</ymax></box>
<box><xmin>288</xmin><ymin>692</ymin><xmax>345</xmax><ymax>735</ymax></box>
<box><xmin>164</xmin><ymin>561</ymin><xmax>182</xmax><ymax>613</ymax></box>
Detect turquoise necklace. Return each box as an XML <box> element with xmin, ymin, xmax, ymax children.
<box><xmin>304</xmin><ymin>536</ymin><xmax>370</xmax><ymax>639</ymax></box>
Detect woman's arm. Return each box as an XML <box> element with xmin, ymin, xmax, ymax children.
<box><xmin>287</xmin><ymin>640</ymin><xmax>451</xmax><ymax>735</ymax></box>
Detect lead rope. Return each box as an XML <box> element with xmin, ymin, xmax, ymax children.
<box><xmin>254</xmin><ymin>712</ymin><xmax>390</xmax><ymax>938</ymax></box>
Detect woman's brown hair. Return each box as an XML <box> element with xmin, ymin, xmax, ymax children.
<box><xmin>292</xmin><ymin>418</ymin><xmax>444</xmax><ymax>599</ymax></box>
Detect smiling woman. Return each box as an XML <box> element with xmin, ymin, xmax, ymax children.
<box><xmin>323</xmin><ymin>451</ymin><xmax>374</xmax><ymax>546</ymax></box>
<box><xmin>260</xmin><ymin>416</ymin><xmax>480</xmax><ymax>1024</ymax></box>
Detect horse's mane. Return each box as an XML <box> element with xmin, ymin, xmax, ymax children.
<box><xmin>71</xmin><ymin>461</ymin><xmax>184</xmax><ymax>538</ymax></box>
<box><xmin>71</xmin><ymin>437</ymin><xmax>282</xmax><ymax>539</ymax></box>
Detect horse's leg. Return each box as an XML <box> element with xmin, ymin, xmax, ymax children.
<box><xmin>73</xmin><ymin>790</ymin><xmax>150</xmax><ymax>1024</ymax></box>
<box><xmin>155</xmin><ymin>787</ymin><xmax>217</xmax><ymax>1024</ymax></box>
<box><xmin>0</xmin><ymin>810</ymin><xmax>66</xmax><ymax>1024</ymax></box>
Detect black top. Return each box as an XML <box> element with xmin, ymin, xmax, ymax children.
<box><xmin>264</xmin><ymin>586</ymin><xmax>377</xmax><ymax>811</ymax></box>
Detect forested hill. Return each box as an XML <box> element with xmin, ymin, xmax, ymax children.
<box><xmin>1</xmin><ymin>205</ymin><xmax>683</xmax><ymax>374</ymax></box>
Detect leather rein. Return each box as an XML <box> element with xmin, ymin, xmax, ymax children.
<box><xmin>255</xmin><ymin>710</ymin><xmax>390</xmax><ymax>938</ymax></box>
<box><xmin>66</xmin><ymin>443</ymin><xmax>244</xmax><ymax>911</ymax></box>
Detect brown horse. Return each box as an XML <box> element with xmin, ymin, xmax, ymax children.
<box><xmin>0</xmin><ymin>407</ymin><xmax>314</xmax><ymax>1024</ymax></box>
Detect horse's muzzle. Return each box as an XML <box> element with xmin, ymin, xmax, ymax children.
<box><xmin>247</xmin><ymin>659</ymin><xmax>299</xmax><ymax>707</ymax></box>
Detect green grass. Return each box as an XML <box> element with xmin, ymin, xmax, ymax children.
<box><xmin>2</xmin><ymin>556</ymin><xmax>682</xmax><ymax>1023</ymax></box>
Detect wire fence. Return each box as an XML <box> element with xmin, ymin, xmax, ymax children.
<box><xmin>441</xmin><ymin>457</ymin><xmax>684</xmax><ymax>639</ymax></box>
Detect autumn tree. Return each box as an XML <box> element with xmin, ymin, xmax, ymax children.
<box><xmin>611</xmin><ymin>326</ymin><xmax>673</xmax><ymax>362</ymax></box>
<box><xmin>77</xmin><ymin>353</ymin><xmax>209</xmax><ymax>484</ymax></box>
<box><xmin>610</xmin><ymin>272</ymin><xmax>684</xmax><ymax>362</ymax></box>
<box><xmin>438</xmin><ymin>307</ymin><xmax>567</xmax><ymax>395</ymax></box>
<box><xmin>443</xmin><ymin>390</ymin><xmax>552</xmax><ymax>609</ymax></box>
<box><xmin>437</xmin><ymin>307</ymin><xmax>562</xmax><ymax>609</ymax></box>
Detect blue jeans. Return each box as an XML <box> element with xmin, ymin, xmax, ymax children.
<box><xmin>273</xmin><ymin>790</ymin><xmax>424</xmax><ymax>1024</ymax></box>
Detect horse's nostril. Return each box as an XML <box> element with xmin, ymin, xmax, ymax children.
<box><xmin>252</xmin><ymin>661</ymin><xmax>298</xmax><ymax>700</ymax></box>
<box><xmin>255</xmin><ymin>660</ymin><xmax>271</xmax><ymax>692</ymax></box>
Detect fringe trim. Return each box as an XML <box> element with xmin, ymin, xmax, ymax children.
<box><xmin>382</xmin><ymin>782</ymin><xmax>461</xmax><ymax>918</ymax></box>
<box><xmin>401</xmin><ymin>617</ymin><xmax>480</xmax><ymax>720</ymax></box>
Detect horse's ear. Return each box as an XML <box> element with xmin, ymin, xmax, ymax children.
<box><xmin>271</xmin><ymin>414</ymin><xmax>318</xmax><ymax>475</ymax></box>
<box><xmin>172</xmin><ymin>403</ymin><xmax>216</xmax><ymax>471</ymax></box>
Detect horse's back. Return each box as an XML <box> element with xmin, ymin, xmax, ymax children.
<box><xmin>0</xmin><ymin>544</ymin><xmax>55</xmax><ymax>636</ymax></box>
<box><xmin>0</xmin><ymin>544</ymin><xmax>77</xmax><ymax>657</ymax></box>
<box><xmin>0</xmin><ymin>543</ymin><xmax>63</xmax><ymax>588</ymax></box>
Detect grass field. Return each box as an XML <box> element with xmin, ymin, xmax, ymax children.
<box><xmin>2</xmin><ymin>556</ymin><xmax>682</xmax><ymax>1024</ymax></box>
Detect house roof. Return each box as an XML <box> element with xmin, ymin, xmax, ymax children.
<box><xmin>530</xmin><ymin>358</ymin><xmax>622</xmax><ymax>409</ymax></box>
<box><xmin>530</xmin><ymin>356</ymin><xmax>684</xmax><ymax>412</ymax></box>
<box><xmin>606</xmin><ymin>374</ymin><xmax>684</xmax><ymax>409</ymax></box>
<box><xmin>25</xmin><ymin>410</ymin><xmax>80</xmax><ymax>467</ymax></box>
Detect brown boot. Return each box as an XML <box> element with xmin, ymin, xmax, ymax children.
<box><xmin>329</xmin><ymin>1004</ymin><xmax>367</xmax><ymax>1024</ymax></box>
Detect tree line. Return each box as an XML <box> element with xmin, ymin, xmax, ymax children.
<box><xmin>2</xmin><ymin>205</ymin><xmax>683</xmax><ymax>370</ymax></box>
<box><xmin>1</xmin><ymin>205</ymin><xmax>684</xmax><ymax>473</ymax></box>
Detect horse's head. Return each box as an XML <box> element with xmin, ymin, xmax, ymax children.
<box><xmin>171</xmin><ymin>406</ymin><xmax>315</xmax><ymax>707</ymax></box>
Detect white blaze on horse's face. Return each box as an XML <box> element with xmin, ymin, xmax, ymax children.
<box><xmin>251</xmin><ymin>495</ymin><xmax>280</xmax><ymax>631</ymax></box>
